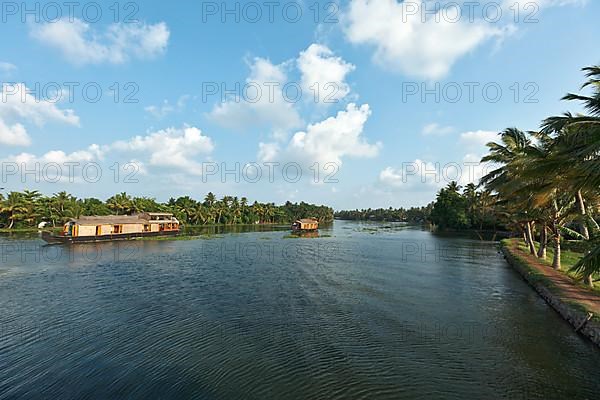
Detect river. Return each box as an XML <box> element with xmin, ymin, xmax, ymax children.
<box><xmin>0</xmin><ymin>221</ymin><xmax>599</xmax><ymax>399</ymax></box>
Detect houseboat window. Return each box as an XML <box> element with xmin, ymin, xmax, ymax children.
<box><xmin>144</xmin><ymin>224</ymin><xmax>151</xmax><ymax>232</ymax></box>
<box><xmin>113</xmin><ymin>225</ymin><xmax>123</xmax><ymax>234</ymax></box>
<box><xmin>96</xmin><ymin>226</ymin><xmax>101</xmax><ymax>235</ymax></box>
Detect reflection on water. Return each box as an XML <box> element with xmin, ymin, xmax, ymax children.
<box><xmin>183</xmin><ymin>223</ymin><xmax>293</xmax><ymax>236</ymax></box>
<box><xmin>0</xmin><ymin>221</ymin><xmax>599</xmax><ymax>400</ymax></box>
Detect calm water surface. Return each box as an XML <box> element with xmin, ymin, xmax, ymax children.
<box><xmin>1</xmin><ymin>221</ymin><xmax>599</xmax><ymax>399</ymax></box>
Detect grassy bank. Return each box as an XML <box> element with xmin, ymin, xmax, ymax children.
<box><xmin>501</xmin><ymin>239</ymin><xmax>600</xmax><ymax>323</ymax></box>
<box><xmin>513</xmin><ymin>240</ymin><xmax>600</xmax><ymax>295</ymax></box>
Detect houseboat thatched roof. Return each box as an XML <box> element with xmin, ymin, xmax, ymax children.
<box><xmin>71</xmin><ymin>213</ymin><xmax>176</xmax><ymax>226</ymax></box>
<box><xmin>72</xmin><ymin>215</ymin><xmax>148</xmax><ymax>226</ymax></box>
<box><xmin>297</xmin><ymin>218</ymin><xmax>318</xmax><ymax>223</ymax></box>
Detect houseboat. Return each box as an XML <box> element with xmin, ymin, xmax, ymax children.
<box><xmin>41</xmin><ymin>212</ymin><xmax>180</xmax><ymax>244</ymax></box>
<box><xmin>291</xmin><ymin>218</ymin><xmax>319</xmax><ymax>232</ymax></box>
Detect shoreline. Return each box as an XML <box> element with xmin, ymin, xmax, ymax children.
<box><xmin>0</xmin><ymin>222</ymin><xmax>293</xmax><ymax>234</ymax></box>
<box><xmin>500</xmin><ymin>239</ymin><xmax>600</xmax><ymax>348</ymax></box>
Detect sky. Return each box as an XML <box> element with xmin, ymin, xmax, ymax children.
<box><xmin>0</xmin><ymin>0</ymin><xmax>598</xmax><ymax>209</ymax></box>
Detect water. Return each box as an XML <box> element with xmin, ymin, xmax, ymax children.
<box><xmin>0</xmin><ymin>221</ymin><xmax>599</xmax><ymax>399</ymax></box>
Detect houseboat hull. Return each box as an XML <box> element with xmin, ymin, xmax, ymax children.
<box><xmin>41</xmin><ymin>230</ymin><xmax>179</xmax><ymax>244</ymax></box>
<box><xmin>291</xmin><ymin>226</ymin><xmax>318</xmax><ymax>232</ymax></box>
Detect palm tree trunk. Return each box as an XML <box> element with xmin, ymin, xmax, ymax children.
<box><xmin>552</xmin><ymin>232</ymin><xmax>561</xmax><ymax>270</ymax></box>
<box><xmin>576</xmin><ymin>190</ymin><xmax>590</xmax><ymax>240</ymax></box>
<box><xmin>525</xmin><ymin>221</ymin><xmax>536</xmax><ymax>255</ymax></box>
<box><xmin>8</xmin><ymin>219</ymin><xmax>14</xmax><ymax>229</ymax></box>
<box><xmin>584</xmin><ymin>274</ymin><xmax>594</xmax><ymax>288</ymax></box>
<box><xmin>537</xmin><ymin>224</ymin><xmax>547</xmax><ymax>260</ymax></box>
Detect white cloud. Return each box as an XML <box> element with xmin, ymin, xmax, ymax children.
<box><xmin>210</xmin><ymin>44</ymin><xmax>356</xmax><ymax>133</ymax></box>
<box><xmin>378</xmin><ymin>130</ymin><xmax>500</xmax><ymax>190</ymax></box>
<box><xmin>145</xmin><ymin>95</ymin><xmax>190</xmax><ymax>118</ymax></box>
<box><xmin>297</xmin><ymin>44</ymin><xmax>355</xmax><ymax>103</ymax></box>
<box><xmin>0</xmin><ymin>83</ymin><xmax>79</xmax><ymax>126</ymax></box>
<box><xmin>343</xmin><ymin>0</ymin><xmax>506</xmax><ymax>79</ymax></box>
<box><xmin>40</xmin><ymin>144</ymin><xmax>105</xmax><ymax>164</ymax></box>
<box><xmin>379</xmin><ymin>160</ymin><xmax>442</xmax><ymax>189</ymax></box>
<box><xmin>3</xmin><ymin>126</ymin><xmax>214</xmax><ymax>180</ymax></box>
<box><xmin>30</xmin><ymin>19</ymin><xmax>169</xmax><ymax>65</ymax></box>
<box><xmin>259</xmin><ymin>103</ymin><xmax>380</xmax><ymax>168</ymax></box>
<box><xmin>0</xmin><ymin>83</ymin><xmax>79</xmax><ymax>146</ymax></box>
<box><xmin>209</xmin><ymin>57</ymin><xmax>302</xmax><ymax>133</ymax></box>
<box><xmin>505</xmin><ymin>0</ymin><xmax>587</xmax><ymax>7</ymax></box>
<box><xmin>0</xmin><ymin>120</ymin><xmax>29</xmax><ymax>146</ymax></box>
<box><xmin>111</xmin><ymin>126</ymin><xmax>214</xmax><ymax>174</ymax></box>
<box><xmin>421</xmin><ymin>123</ymin><xmax>454</xmax><ymax>136</ymax></box>
<box><xmin>459</xmin><ymin>130</ymin><xmax>498</xmax><ymax>150</ymax></box>
<box><xmin>257</xmin><ymin>142</ymin><xmax>280</xmax><ymax>162</ymax></box>
<box><xmin>0</xmin><ymin>62</ymin><xmax>16</xmax><ymax>76</ymax></box>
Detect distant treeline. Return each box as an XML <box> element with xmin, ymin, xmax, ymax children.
<box><xmin>334</xmin><ymin>206</ymin><xmax>432</xmax><ymax>223</ymax></box>
<box><xmin>0</xmin><ymin>191</ymin><xmax>334</xmax><ymax>229</ymax></box>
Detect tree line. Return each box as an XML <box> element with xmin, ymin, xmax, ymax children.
<box><xmin>334</xmin><ymin>206</ymin><xmax>432</xmax><ymax>223</ymax></box>
<box><xmin>430</xmin><ymin>65</ymin><xmax>600</xmax><ymax>286</ymax></box>
<box><xmin>0</xmin><ymin>191</ymin><xmax>334</xmax><ymax>229</ymax></box>
<box><xmin>429</xmin><ymin>182</ymin><xmax>501</xmax><ymax>231</ymax></box>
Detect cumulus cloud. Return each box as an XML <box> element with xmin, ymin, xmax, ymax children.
<box><xmin>30</xmin><ymin>19</ymin><xmax>170</xmax><ymax>65</ymax></box>
<box><xmin>0</xmin><ymin>121</ymin><xmax>29</xmax><ymax>146</ymax></box>
<box><xmin>210</xmin><ymin>44</ymin><xmax>356</xmax><ymax>134</ymax></box>
<box><xmin>297</xmin><ymin>44</ymin><xmax>355</xmax><ymax>103</ymax></box>
<box><xmin>343</xmin><ymin>0</ymin><xmax>506</xmax><ymax>79</ymax></box>
<box><xmin>379</xmin><ymin>160</ymin><xmax>442</xmax><ymax>189</ymax></box>
<box><xmin>0</xmin><ymin>83</ymin><xmax>80</xmax><ymax>146</ymax></box>
<box><xmin>3</xmin><ymin>126</ymin><xmax>215</xmax><ymax>182</ymax></box>
<box><xmin>259</xmin><ymin>103</ymin><xmax>380</xmax><ymax>168</ymax></box>
<box><xmin>0</xmin><ymin>83</ymin><xmax>79</xmax><ymax>126</ymax></box>
<box><xmin>111</xmin><ymin>126</ymin><xmax>214</xmax><ymax>174</ymax></box>
<box><xmin>379</xmin><ymin>128</ymin><xmax>502</xmax><ymax>192</ymax></box>
<box><xmin>209</xmin><ymin>57</ymin><xmax>302</xmax><ymax>133</ymax></box>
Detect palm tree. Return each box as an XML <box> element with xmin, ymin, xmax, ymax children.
<box><xmin>0</xmin><ymin>192</ymin><xmax>27</xmax><ymax>229</ymax></box>
<box><xmin>540</xmin><ymin>66</ymin><xmax>600</xmax><ymax>284</ymax></box>
<box><xmin>447</xmin><ymin>181</ymin><xmax>461</xmax><ymax>193</ymax></box>
<box><xmin>21</xmin><ymin>190</ymin><xmax>42</xmax><ymax>227</ymax></box>
<box><xmin>106</xmin><ymin>192</ymin><xmax>132</xmax><ymax>215</ymax></box>
<box><xmin>480</xmin><ymin>128</ymin><xmax>538</xmax><ymax>254</ymax></box>
<box><xmin>463</xmin><ymin>183</ymin><xmax>478</xmax><ymax>227</ymax></box>
<box><xmin>204</xmin><ymin>192</ymin><xmax>216</xmax><ymax>207</ymax></box>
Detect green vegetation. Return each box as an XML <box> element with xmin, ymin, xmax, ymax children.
<box><xmin>429</xmin><ymin>65</ymin><xmax>600</xmax><ymax>287</ymax></box>
<box><xmin>515</xmin><ymin>240</ymin><xmax>600</xmax><ymax>294</ymax></box>
<box><xmin>334</xmin><ymin>206</ymin><xmax>431</xmax><ymax>223</ymax></box>
<box><xmin>503</xmin><ymin>239</ymin><xmax>600</xmax><ymax>321</ymax></box>
<box><xmin>429</xmin><ymin>182</ymin><xmax>500</xmax><ymax>230</ymax></box>
<box><xmin>0</xmin><ymin>191</ymin><xmax>333</xmax><ymax>229</ymax></box>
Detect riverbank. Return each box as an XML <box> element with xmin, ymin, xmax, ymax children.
<box><xmin>0</xmin><ymin>223</ymin><xmax>290</xmax><ymax>233</ymax></box>
<box><xmin>500</xmin><ymin>238</ymin><xmax>600</xmax><ymax>347</ymax></box>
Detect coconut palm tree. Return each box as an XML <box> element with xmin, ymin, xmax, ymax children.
<box><xmin>0</xmin><ymin>192</ymin><xmax>27</xmax><ymax>229</ymax></box>
<box><xmin>539</xmin><ymin>66</ymin><xmax>600</xmax><ymax>284</ymax></box>
<box><xmin>106</xmin><ymin>192</ymin><xmax>132</xmax><ymax>215</ymax></box>
<box><xmin>480</xmin><ymin>128</ymin><xmax>539</xmax><ymax>254</ymax></box>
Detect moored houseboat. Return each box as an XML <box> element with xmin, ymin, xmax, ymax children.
<box><xmin>291</xmin><ymin>218</ymin><xmax>319</xmax><ymax>232</ymax></box>
<box><xmin>41</xmin><ymin>212</ymin><xmax>180</xmax><ymax>244</ymax></box>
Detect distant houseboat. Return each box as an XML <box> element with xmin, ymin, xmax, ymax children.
<box><xmin>291</xmin><ymin>218</ymin><xmax>319</xmax><ymax>232</ymax></box>
<box><xmin>41</xmin><ymin>213</ymin><xmax>180</xmax><ymax>244</ymax></box>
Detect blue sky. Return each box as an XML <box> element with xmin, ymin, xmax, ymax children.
<box><xmin>0</xmin><ymin>0</ymin><xmax>598</xmax><ymax>209</ymax></box>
